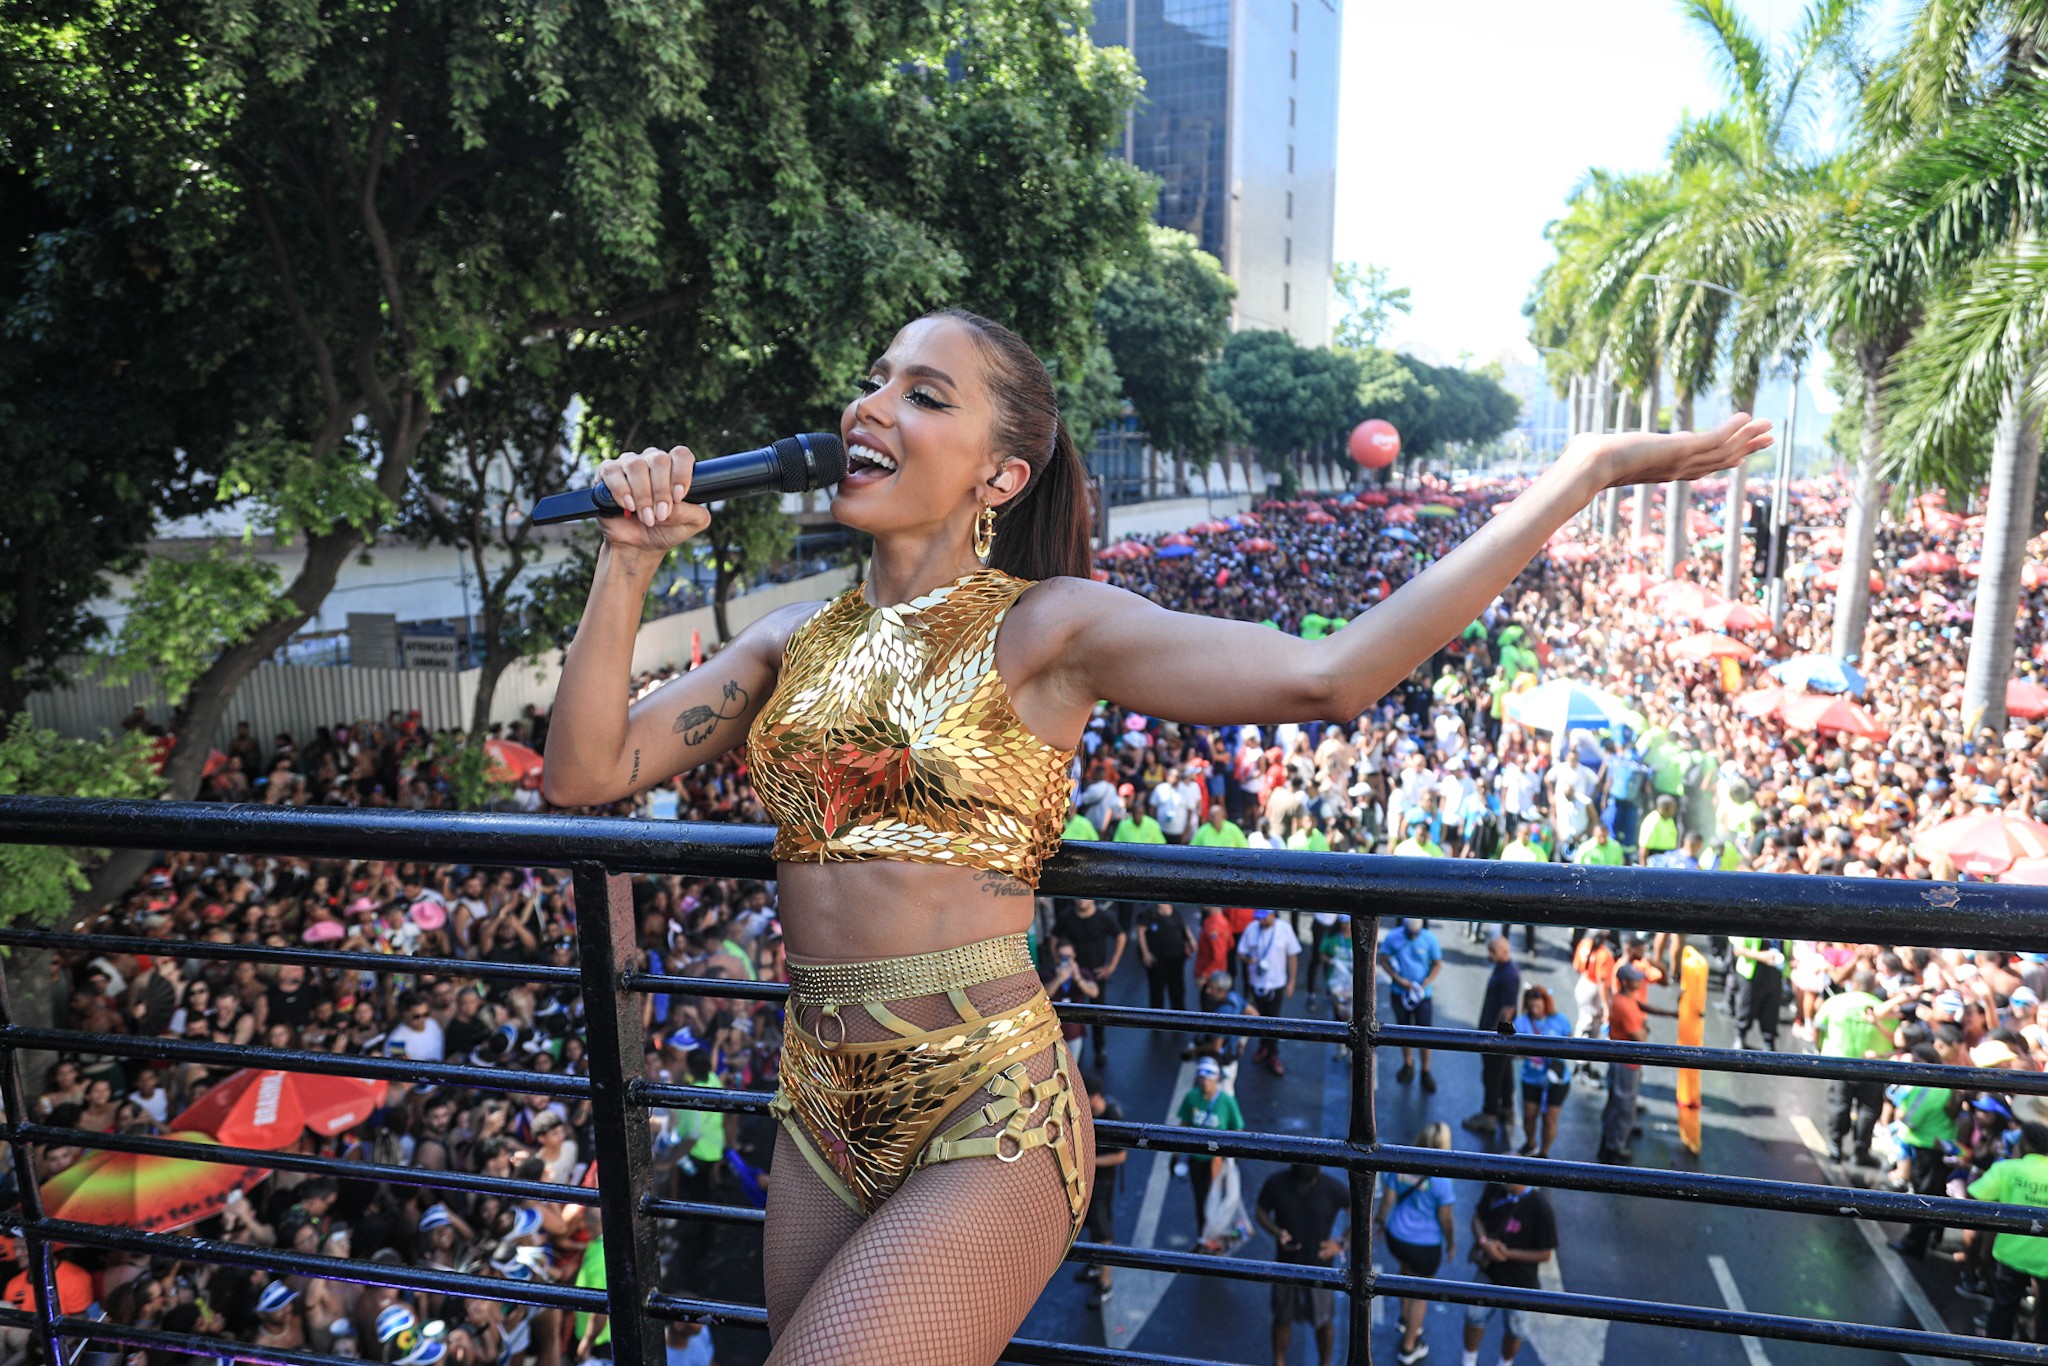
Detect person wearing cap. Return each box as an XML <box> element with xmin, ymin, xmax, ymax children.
<box><xmin>1187</xmin><ymin>968</ymin><xmax>1257</xmax><ymax>1071</ymax></box>
<box><xmin>1813</xmin><ymin>970</ymin><xmax>1893</xmax><ymax>1166</ymax></box>
<box><xmin>252</xmin><ymin>1280</ymin><xmax>305</xmax><ymax>1353</ymax></box>
<box><xmin>1237</xmin><ymin>908</ymin><xmax>1301</xmax><ymax>1076</ymax></box>
<box><xmin>1596</xmin><ymin>962</ymin><xmax>1673</xmax><ymax>1165</ymax></box>
<box><xmin>1174</xmin><ymin>1056</ymin><xmax>1245</xmax><ymax>1229</ymax></box>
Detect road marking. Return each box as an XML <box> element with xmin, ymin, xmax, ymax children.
<box><xmin>1787</xmin><ymin>1112</ymin><xmax>1945</xmax><ymax>1366</ymax></box>
<box><xmin>1708</xmin><ymin>1254</ymin><xmax>1774</xmax><ymax>1366</ymax></box>
<box><xmin>1521</xmin><ymin>1248</ymin><xmax>1610</xmax><ymax>1365</ymax></box>
<box><xmin>1101</xmin><ymin>1059</ymin><xmax>1196</xmax><ymax>1346</ymax></box>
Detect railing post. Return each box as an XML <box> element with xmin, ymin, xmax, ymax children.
<box><xmin>572</xmin><ymin>863</ymin><xmax>660</xmax><ymax>1366</ymax></box>
<box><xmin>1346</xmin><ymin>910</ymin><xmax>1378</xmax><ymax>1366</ymax></box>
<box><xmin>0</xmin><ymin>965</ymin><xmax>67</xmax><ymax>1366</ymax></box>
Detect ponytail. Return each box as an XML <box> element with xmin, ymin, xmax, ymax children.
<box><xmin>990</xmin><ymin>418</ymin><xmax>1092</xmax><ymax>582</ymax></box>
<box><xmin>927</xmin><ymin>307</ymin><xmax>1095</xmax><ymax>582</ymax></box>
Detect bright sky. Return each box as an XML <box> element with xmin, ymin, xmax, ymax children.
<box><xmin>1332</xmin><ymin>0</ymin><xmax>1878</xmax><ymax>365</ymax></box>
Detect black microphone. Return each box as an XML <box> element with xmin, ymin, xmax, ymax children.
<box><xmin>528</xmin><ymin>432</ymin><xmax>846</xmax><ymax>525</ymax></box>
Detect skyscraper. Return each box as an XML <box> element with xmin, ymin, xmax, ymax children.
<box><xmin>1091</xmin><ymin>0</ymin><xmax>1341</xmax><ymax>346</ymax></box>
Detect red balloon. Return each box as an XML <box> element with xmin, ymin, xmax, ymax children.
<box><xmin>1349</xmin><ymin>419</ymin><xmax>1401</xmax><ymax>468</ymax></box>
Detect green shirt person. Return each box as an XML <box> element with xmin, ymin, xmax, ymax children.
<box><xmin>1063</xmin><ymin>811</ymin><xmax>1101</xmax><ymax>843</ymax></box>
<box><xmin>1114</xmin><ymin>812</ymin><xmax>1168</xmax><ymax>844</ymax></box>
<box><xmin>1191</xmin><ymin>810</ymin><xmax>1250</xmax><ymax>849</ymax></box>
<box><xmin>1813</xmin><ymin>987</ymin><xmax>1891</xmax><ymax>1062</ymax></box>
<box><xmin>1573</xmin><ymin>827</ymin><xmax>1626</xmax><ymax>866</ymax></box>
<box><xmin>1393</xmin><ymin>812</ymin><xmax>1445</xmax><ymax>859</ymax></box>
<box><xmin>575</xmin><ymin>1230</ymin><xmax>612</xmax><ymax>1352</ymax></box>
<box><xmin>1892</xmin><ymin>1083</ymin><xmax>1961</xmax><ymax>1148</ymax></box>
<box><xmin>1969</xmin><ymin>1135</ymin><xmax>2048</xmax><ymax>1292</ymax></box>
<box><xmin>1286</xmin><ymin>826</ymin><xmax>1331</xmax><ymax>852</ymax></box>
<box><xmin>1639</xmin><ymin>794</ymin><xmax>1681</xmax><ymax>861</ymax></box>
<box><xmin>1501</xmin><ymin>834</ymin><xmax>1548</xmax><ymax>863</ymax></box>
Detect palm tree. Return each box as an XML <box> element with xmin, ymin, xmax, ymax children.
<box><xmin>1859</xmin><ymin>41</ymin><xmax>2048</xmax><ymax>732</ymax></box>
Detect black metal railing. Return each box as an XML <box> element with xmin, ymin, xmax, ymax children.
<box><xmin>0</xmin><ymin>796</ymin><xmax>2045</xmax><ymax>1364</ymax></box>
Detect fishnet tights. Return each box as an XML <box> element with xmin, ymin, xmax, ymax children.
<box><xmin>762</xmin><ymin>970</ymin><xmax>1094</xmax><ymax>1364</ymax></box>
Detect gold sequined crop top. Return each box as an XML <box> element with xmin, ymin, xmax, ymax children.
<box><xmin>746</xmin><ymin>567</ymin><xmax>1075</xmax><ymax>885</ymax></box>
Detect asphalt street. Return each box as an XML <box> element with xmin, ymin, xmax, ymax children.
<box><xmin>694</xmin><ymin>905</ymin><xmax>1994</xmax><ymax>1365</ymax></box>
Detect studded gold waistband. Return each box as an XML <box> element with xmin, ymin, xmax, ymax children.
<box><xmin>784</xmin><ymin>933</ymin><xmax>1035</xmax><ymax>1004</ymax></box>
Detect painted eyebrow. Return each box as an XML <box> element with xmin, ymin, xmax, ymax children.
<box><xmin>869</xmin><ymin>358</ymin><xmax>958</xmax><ymax>389</ymax></box>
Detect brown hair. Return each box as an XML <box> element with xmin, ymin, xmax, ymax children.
<box><xmin>928</xmin><ymin>308</ymin><xmax>1092</xmax><ymax>581</ymax></box>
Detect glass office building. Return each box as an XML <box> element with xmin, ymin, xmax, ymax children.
<box><xmin>1091</xmin><ymin>0</ymin><xmax>1341</xmax><ymax>346</ymax></box>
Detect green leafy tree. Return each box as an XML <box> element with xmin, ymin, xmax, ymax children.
<box><xmin>1332</xmin><ymin>262</ymin><xmax>1413</xmax><ymax>349</ymax></box>
<box><xmin>1096</xmin><ymin>227</ymin><xmax>1242</xmax><ymax>481</ymax></box>
<box><xmin>1211</xmin><ymin>331</ymin><xmax>1361</xmax><ymax>483</ymax></box>
<box><xmin>402</xmin><ymin>343</ymin><xmax>583</xmax><ymax>739</ymax></box>
<box><xmin>0</xmin><ymin>716</ymin><xmax>162</xmax><ymax>926</ymax></box>
<box><xmin>103</xmin><ymin>549</ymin><xmax>291</xmax><ymax>704</ymax></box>
<box><xmin>697</xmin><ymin>493</ymin><xmax>800</xmax><ymax>644</ymax></box>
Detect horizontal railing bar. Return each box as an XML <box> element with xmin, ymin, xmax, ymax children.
<box><xmin>642</xmin><ymin>1197</ymin><xmax>766</xmax><ymax>1226</ymax></box>
<box><xmin>622</xmin><ymin>971</ymin><xmax>792</xmax><ymax>1003</ymax></box>
<box><xmin>2</xmin><ymin>1025</ymin><xmax>592</xmax><ymax>1098</ymax></box>
<box><xmin>1048</xmin><ymin>1000</ymin><xmax>1350</xmax><ymax>1043</ymax></box>
<box><xmin>1376</xmin><ymin>1272</ymin><xmax>2048</xmax><ymax>1363</ymax></box>
<box><xmin>1379</xmin><ymin>1022</ymin><xmax>2048</xmax><ymax>1094</ymax></box>
<box><xmin>636</xmin><ymin>1196</ymin><xmax>1340</xmax><ymax>1288</ymax></box>
<box><xmin>0</xmin><ymin>1216</ymin><xmax>602</xmax><ymax>1312</ymax></box>
<box><xmin>1079</xmin><ymin>1120</ymin><xmax>2048</xmax><ymax>1236</ymax></box>
<box><xmin>54</xmin><ymin>1317</ymin><xmax>380</xmax><ymax>1366</ymax></box>
<box><xmin>642</xmin><ymin>1294</ymin><xmax>1244</xmax><ymax>1366</ymax></box>
<box><xmin>7</xmin><ymin>797</ymin><xmax>2048</xmax><ymax>944</ymax></box>
<box><xmin>0</xmin><ymin>1307</ymin><xmax>32</xmax><ymax>1331</ymax></box>
<box><xmin>0</xmin><ymin>926</ymin><xmax>578</xmax><ymax>986</ymax></box>
<box><xmin>1368</xmin><ymin>1140</ymin><xmax>2048</xmax><ymax>1236</ymax></box>
<box><xmin>12</xmin><ymin>1123</ymin><xmax>599</xmax><ymax>1207</ymax></box>
<box><xmin>632</xmin><ymin>1080</ymin><xmax>777</xmax><ymax>1113</ymax></box>
<box><xmin>1067</xmin><ymin>1239</ymin><xmax>1346</xmax><ymax>1287</ymax></box>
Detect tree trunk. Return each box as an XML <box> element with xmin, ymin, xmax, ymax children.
<box><xmin>1961</xmin><ymin>371</ymin><xmax>2043</xmax><ymax>736</ymax></box>
<box><xmin>1832</xmin><ymin>361</ymin><xmax>1889</xmax><ymax>661</ymax></box>
<box><xmin>1663</xmin><ymin>390</ymin><xmax>1694</xmax><ymax>578</ymax></box>
<box><xmin>1632</xmin><ymin>369</ymin><xmax>1658</xmax><ymax>542</ymax></box>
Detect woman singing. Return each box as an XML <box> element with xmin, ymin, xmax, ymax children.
<box><xmin>543</xmin><ymin>308</ymin><xmax>1771</xmax><ymax>1364</ymax></box>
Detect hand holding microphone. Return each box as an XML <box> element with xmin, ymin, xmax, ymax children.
<box><xmin>532</xmin><ymin>433</ymin><xmax>846</xmax><ymax>564</ymax></box>
<box><xmin>591</xmin><ymin>447</ymin><xmax>714</xmax><ymax>557</ymax></box>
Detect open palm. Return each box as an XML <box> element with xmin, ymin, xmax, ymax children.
<box><xmin>1577</xmin><ymin>413</ymin><xmax>1775</xmax><ymax>492</ymax></box>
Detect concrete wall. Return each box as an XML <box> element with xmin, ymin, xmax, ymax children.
<box><xmin>29</xmin><ymin>567</ymin><xmax>855</xmax><ymax>744</ymax></box>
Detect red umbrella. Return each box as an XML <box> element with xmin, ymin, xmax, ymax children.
<box><xmin>1734</xmin><ymin>686</ymin><xmax>1784</xmax><ymax>719</ymax></box>
<box><xmin>2009</xmin><ymin>679</ymin><xmax>2048</xmax><ymax>720</ymax></box>
<box><xmin>1304</xmin><ymin>509</ymin><xmax>1336</xmax><ymax>524</ymax></box>
<box><xmin>2002</xmin><ymin>858</ymin><xmax>2048</xmax><ymax>886</ymax></box>
<box><xmin>1549</xmin><ymin>541</ymin><xmax>1598</xmax><ymax>563</ymax></box>
<box><xmin>1809</xmin><ymin>529</ymin><xmax>1846</xmax><ymax>555</ymax></box>
<box><xmin>1357</xmin><ymin>492</ymin><xmax>1389</xmax><ymax>507</ymax></box>
<box><xmin>1915</xmin><ymin>811</ymin><xmax>2048</xmax><ymax>877</ymax></box>
<box><xmin>1161</xmin><ymin>532</ymin><xmax>1195</xmax><ymax>547</ymax></box>
<box><xmin>1384</xmin><ymin>505</ymin><xmax>1417</xmax><ymax>525</ymax></box>
<box><xmin>1901</xmin><ymin>550</ymin><xmax>1959</xmax><ymax>575</ymax></box>
<box><xmin>1239</xmin><ymin>538</ymin><xmax>1278</xmax><ymax>553</ymax></box>
<box><xmin>1701</xmin><ymin>601</ymin><xmax>1772</xmax><ymax>633</ymax></box>
<box><xmin>1815</xmin><ymin>567</ymin><xmax>1886</xmax><ymax>594</ymax></box>
<box><xmin>484</xmin><ymin>739</ymin><xmax>544</xmax><ymax>782</ymax></box>
<box><xmin>171</xmin><ymin>1069</ymin><xmax>388</xmax><ymax>1149</ymax></box>
<box><xmin>1668</xmin><ymin>632</ymin><xmax>1756</xmax><ymax>662</ymax></box>
<box><xmin>1781</xmin><ymin>694</ymin><xmax>1889</xmax><ymax>741</ymax></box>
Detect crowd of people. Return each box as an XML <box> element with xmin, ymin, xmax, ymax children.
<box><xmin>15</xmin><ymin>463</ymin><xmax>2048</xmax><ymax>1362</ymax></box>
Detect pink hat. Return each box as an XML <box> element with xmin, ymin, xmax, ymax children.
<box><xmin>409</xmin><ymin>899</ymin><xmax>447</xmax><ymax>931</ymax></box>
<box><xmin>302</xmin><ymin>920</ymin><xmax>345</xmax><ymax>944</ymax></box>
<box><xmin>347</xmin><ymin>896</ymin><xmax>379</xmax><ymax>916</ymax></box>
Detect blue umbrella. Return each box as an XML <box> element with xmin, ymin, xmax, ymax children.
<box><xmin>1382</xmin><ymin>527</ymin><xmax>1418</xmax><ymax>543</ymax></box>
<box><xmin>1770</xmin><ymin>655</ymin><xmax>1867</xmax><ymax>697</ymax></box>
<box><xmin>1155</xmin><ymin>543</ymin><xmax>1197</xmax><ymax>558</ymax></box>
<box><xmin>1504</xmin><ymin>679</ymin><xmax>1645</xmax><ymax>735</ymax></box>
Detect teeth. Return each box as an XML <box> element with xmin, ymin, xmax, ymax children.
<box><xmin>850</xmin><ymin>445</ymin><xmax>897</xmax><ymax>472</ymax></box>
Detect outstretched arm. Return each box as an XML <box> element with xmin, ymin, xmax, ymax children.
<box><xmin>1048</xmin><ymin>419</ymin><xmax>1771</xmax><ymax>725</ymax></box>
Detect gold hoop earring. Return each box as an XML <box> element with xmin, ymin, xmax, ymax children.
<box><xmin>973</xmin><ymin>504</ymin><xmax>997</xmax><ymax>563</ymax></box>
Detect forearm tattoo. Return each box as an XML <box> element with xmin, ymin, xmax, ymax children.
<box><xmin>974</xmin><ymin>869</ymin><xmax>1032</xmax><ymax>898</ymax></box>
<box><xmin>629</xmin><ymin>748</ymin><xmax>641</xmax><ymax>787</ymax></box>
<box><xmin>674</xmin><ymin>678</ymin><xmax>749</xmax><ymax>747</ymax></box>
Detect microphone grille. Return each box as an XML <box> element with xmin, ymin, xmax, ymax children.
<box><xmin>773</xmin><ymin>434</ymin><xmax>846</xmax><ymax>492</ymax></box>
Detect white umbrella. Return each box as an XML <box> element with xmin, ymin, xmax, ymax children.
<box><xmin>1505</xmin><ymin>679</ymin><xmax>1645</xmax><ymax>735</ymax></box>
